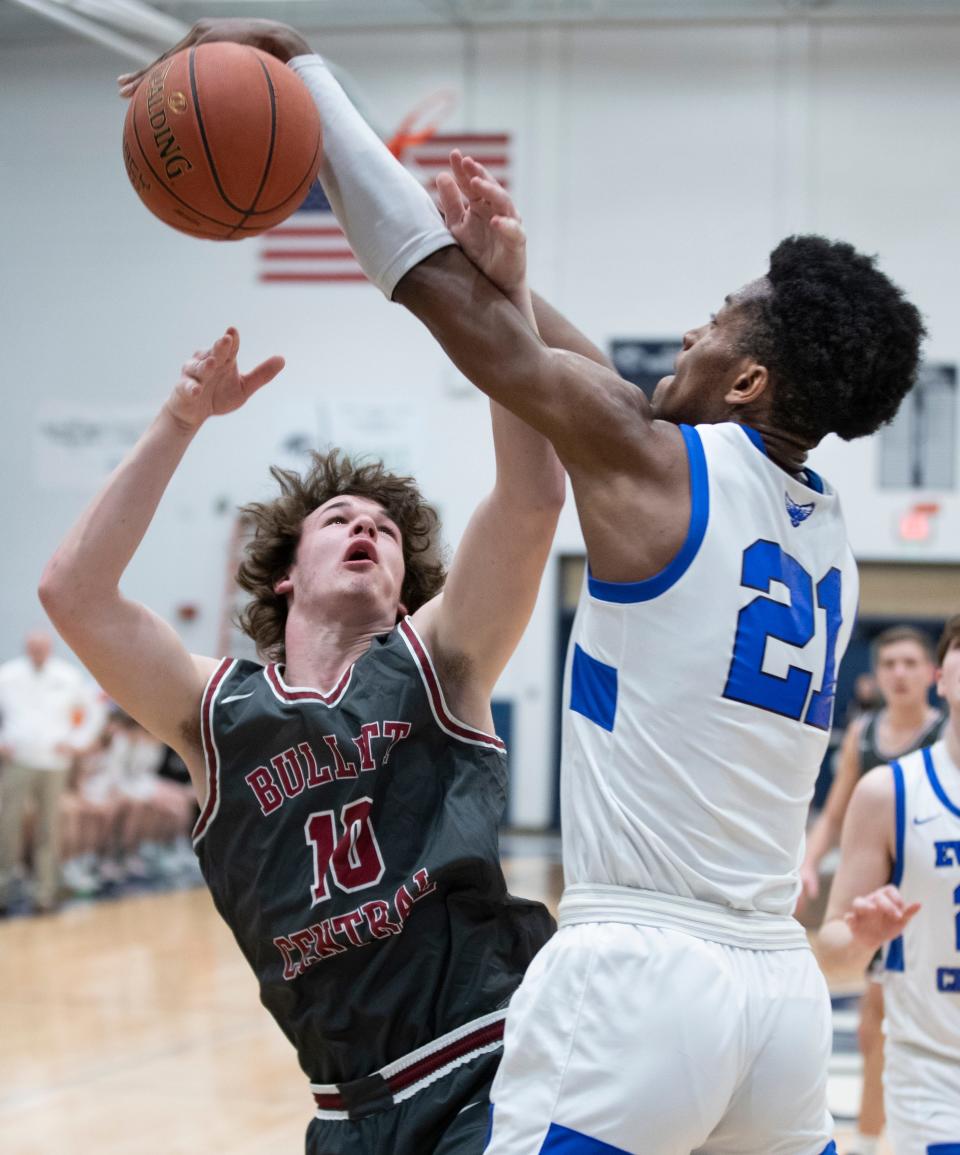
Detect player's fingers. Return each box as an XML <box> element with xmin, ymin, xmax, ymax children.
<box><xmin>118</xmin><ymin>54</ymin><xmax>169</xmax><ymax>96</ymax></box>
<box><xmin>492</xmin><ymin>216</ymin><xmax>526</xmax><ymax>248</ymax></box>
<box><xmin>875</xmin><ymin>893</ymin><xmax>903</xmax><ymax>923</ymax></box>
<box><xmin>461</xmin><ymin>154</ymin><xmax>499</xmax><ymax>188</ymax></box>
<box><xmin>469</xmin><ymin>177</ymin><xmax>517</xmax><ymax>223</ymax></box>
<box><xmin>436</xmin><ymin>172</ymin><xmax>466</xmax><ymax>229</ymax></box>
<box><xmin>243</xmin><ymin>355</ymin><xmax>286</xmax><ymax>395</ymax></box>
<box><xmin>212</xmin><ymin>328</ymin><xmax>239</xmax><ymax>359</ymax></box>
<box><xmin>118</xmin><ymin>22</ymin><xmax>209</xmax><ymax>94</ymax></box>
<box><xmin>117</xmin><ymin>74</ymin><xmax>144</xmax><ymax>98</ymax></box>
<box><xmin>449</xmin><ymin>150</ymin><xmax>470</xmax><ymax>194</ymax></box>
<box><xmin>902</xmin><ymin>901</ymin><xmax>922</xmax><ymax>924</ymax></box>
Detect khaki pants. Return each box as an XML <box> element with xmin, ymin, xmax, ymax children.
<box><xmin>0</xmin><ymin>762</ymin><xmax>70</xmax><ymax>908</ymax></box>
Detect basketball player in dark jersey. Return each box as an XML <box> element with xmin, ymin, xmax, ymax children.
<box><xmin>39</xmin><ymin>189</ymin><xmax>563</xmax><ymax>1151</ymax></box>
<box><xmin>802</xmin><ymin>626</ymin><xmax>944</xmax><ymax>1155</ymax></box>
<box><xmin>120</xmin><ymin>21</ymin><xmax>924</xmax><ymax>1155</ymax></box>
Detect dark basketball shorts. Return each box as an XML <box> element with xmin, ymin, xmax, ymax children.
<box><xmin>305</xmin><ymin>1012</ymin><xmax>503</xmax><ymax>1155</ymax></box>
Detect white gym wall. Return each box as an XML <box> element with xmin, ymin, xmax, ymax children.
<box><xmin>3</xmin><ymin>12</ymin><xmax>959</xmax><ymax>824</ymax></box>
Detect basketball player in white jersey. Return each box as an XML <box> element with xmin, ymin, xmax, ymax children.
<box><xmin>122</xmin><ymin>19</ymin><xmax>927</xmax><ymax>1154</ymax></box>
<box><xmin>800</xmin><ymin>626</ymin><xmax>943</xmax><ymax>1155</ymax></box>
<box><xmin>818</xmin><ymin>615</ymin><xmax>960</xmax><ymax>1155</ymax></box>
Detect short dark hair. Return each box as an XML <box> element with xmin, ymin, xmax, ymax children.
<box><xmin>236</xmin><ymin>450</ymin><xmax>446</xmax><ymax>662</ymax></box>
<box><xmin>738</xmin><ymin>235</ymin><xmax>925</xmax><ymax>444</ymax></box>
<box><xmin>936</xmin><ymin>615</ymin><xmax>960</xmax><ymax>666</ymax></box>
<box><xmin>870</xmin><ymin>625</ymin><xmax>935</xmax><ymax>667</ymax></box>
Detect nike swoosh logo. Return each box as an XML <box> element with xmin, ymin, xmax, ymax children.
<box><xmin>456</xmin><ymin>1101</ymin><xmax>486</xmax><ymax>1117</ymax></box>
<box><xmin>221</xmin><ymin>691</ymin><xmax>255</xmax><ymax>704</ymax></box>
<box><xmin>913</xmin><ymin>814</ymin><xmax>941</xmax><ymax>825</ymax></box>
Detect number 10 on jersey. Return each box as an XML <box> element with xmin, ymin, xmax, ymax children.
<box><xmin>723</xmin><ymin>539</ymin><xmax>843</xmax><ymax>731</ymax></box>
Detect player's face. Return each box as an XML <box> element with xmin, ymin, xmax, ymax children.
<box><xmin>874</xmin><ymin>640</ymin><xmax>935</xmax><ymax>707</ymax></box>
<box><xmin>650</xmin><ymin>279</ymin><xmax>769</xmax><ymax>425</ymax></box>
<box><xmin>286</xmin><ymin>495</ymin><xmax>406</xmax><ymax>623</ymax></box>
<box><xmin>936</xmin><ymin>638</ymin><xmax>960</xmax><ymax>712</ymax></box>
<box><xmin>24</xmin><ymin>631</ymin><xmax>52</xmax><ymax>667</ymax></box>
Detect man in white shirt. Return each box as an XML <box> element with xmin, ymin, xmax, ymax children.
<box><xmin>0</xmin><ymin>631</ymin><xmax>105</xmax><ymax>913</ymax></box>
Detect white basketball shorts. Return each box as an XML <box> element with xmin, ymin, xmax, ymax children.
<box><xmin>485</xmin><ymin>922</ymin><xmax>835</xmax><ymax>1155</ymax></box>
<box><xmin>885</xmin><ymin>1040</ymin><xmax>960</xmax><ymax>1155</ymax></box>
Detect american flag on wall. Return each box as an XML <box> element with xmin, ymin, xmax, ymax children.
<box><xmin>258</xmin><ymin>133</ymin><xmax>512</xmax><ymax>285</ymax></box>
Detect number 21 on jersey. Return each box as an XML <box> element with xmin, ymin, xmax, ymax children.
<box><xmin>723</xmin><ymin>539</ymin><xmax>843</xmax><ymax>731</ymax></box>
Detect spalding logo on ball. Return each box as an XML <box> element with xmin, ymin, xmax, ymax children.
<box><xmin>123</xmin><ymin>42</ymin><xmax>323</xmax><ymax>240</ymax></box>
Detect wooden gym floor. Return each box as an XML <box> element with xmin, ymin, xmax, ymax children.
<box><xmin>0</xmin><ymin>845</ymin><xmax>889</xmax><ymax>1154</ymax></box>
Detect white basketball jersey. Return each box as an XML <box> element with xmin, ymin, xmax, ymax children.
<box><xmin>561</xmin><ymin>422</ymin><xmax>858</xmax><ymax>915</ymax></box>
<box><xmin>883</xmin><ymin>740</ymin><xmax>960</xmax><ymax>1062</ymax></box>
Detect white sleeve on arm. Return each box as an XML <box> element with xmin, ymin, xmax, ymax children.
<box><xmin>288</xmin><ymin>54</ymin><xmax>455</xmax><ymax>299</ymax></box>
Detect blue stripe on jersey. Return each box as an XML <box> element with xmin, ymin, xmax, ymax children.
<box><xmin>818</xmin><ymin>1144</ymin><xmax>837</xmax><ymax>1155</ymax></box>
<box><xmin>569</xmin><ymin>644</ymin><xmax>618</xmax><ymax>732</ymax></box>
<box><xmin>926</xmin><ymin>1146</ymin><xmax>960</xmax><ymax>1154</ymax></box>
<box><xmin>740</xmin><ymin>422</ymin><xmax>825</xmax><ymax>494</ymax></box>
<box><xmin>803</xmin><ymin>468</ymin><xmax>825</xmax><ymax>494</ymax></box>
<box><xmin>892</xmin><ymin>759</ymin><xmax>907</xmax><ymax>886</ymax></box>
<box><xmin>587</xmin><ymin>424</ymin><xmax>708</xmax><ymax>604</ymax></box>
<box><xmin>740</xmin><ymin>423</ymin><xmax>768</xmax><ymax>456</ymax></box>
<box><xmin>538</xmin><ymin>1123</ymin><xmax>630</xmax><ymax>1153</ymax></box>
<box><xmin>924</xmin><ymin>745</ymin><xmax>960</xmax><ymax>819</ymax></box>
<box><xmin>886</xmin><ymin>759</ymin><xmax>907</xmax><ymax>973</ymax></box>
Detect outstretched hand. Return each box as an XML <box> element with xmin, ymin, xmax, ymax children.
<box><xmin>845</xmin><ymin>884</ymin><xmax>921</xmax><ymax>951</ymax></box>
<box><xmin>165</xmin><ymin>328</ymin><xmax>285</xmax><ymax>431</ymax></box>
<box><xmin>436</xmin><ymin>150</ymin><xmax>527</xmax><ymax>297</ymax></box>
<box><xmin>117</xmin><ymin>18</ymin><xmax>309</xmax><ymax>99</ymax></box>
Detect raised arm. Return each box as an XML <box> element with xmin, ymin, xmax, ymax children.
<box><xmin>276</xmin><ymin>44</ymin><xmax>689</xmax><ymax>587</ymax></box>
<box><xmin>121</xmin><ymin>23</ymin><xmax>689</xmax><ymax>585</ymax></box>
<box><xmin>411</xmin><ymin>156</ymin><xmax>565</xmax><ymax>719</ymax></box>
<box><xmin>531</xmin><ymin>292</ymin><xmax>615</xmax><ymax>369</ymax></box>
<box><xmin>443</xmin><ymin>152</ymin><xmax>614</xmax><ymax>370</ymax></box>
<box><xmin>815</xmin><ymin>766</ymin><xmax>919</xmax><ymax>978</ymax></box>
<box><xmin>38</xmin><ymin>330</ymin><xmax>283</xmax><ymax>794</ymax></box>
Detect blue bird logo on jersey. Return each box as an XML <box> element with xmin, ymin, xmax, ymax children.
<box><xmin>785</xmin><ymin>493</ymin><xmax>816</xmax><ymax>527</ymax></box>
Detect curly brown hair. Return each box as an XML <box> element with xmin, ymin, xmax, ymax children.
<box><xmin>236</xmin><ymin>450</ymin><xmax>446</xmax><ymax>662</ymax></box>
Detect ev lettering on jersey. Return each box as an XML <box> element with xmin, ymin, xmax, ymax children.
<box><xmin>935</xmin><ymin>841</ymin><xmax>960</xmax><ymax>868</ymax></box>
<box><xmin>272</xmin><ymin>867</ymin><xmax>437</xmax><ymax>980</ymax></box>
<box><xmin>244</xmin><ymin>720</ymin><xmax>413</xmax><ymax>816</ymax></box>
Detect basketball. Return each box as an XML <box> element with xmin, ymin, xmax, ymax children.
<box><xmin>122</xmin><ymin>42</ymin><xmax>322</xmax><ymax>240</ymax></box>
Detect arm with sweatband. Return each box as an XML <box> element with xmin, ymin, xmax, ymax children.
<box><xmin>288</xmin><ymin>54</ymin><xmax>455</xmax><ymax>299</ymax></box>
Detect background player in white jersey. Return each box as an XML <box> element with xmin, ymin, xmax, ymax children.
<box><xmin>122</xmin><ymin>20</ymin><xmax>926</xmax><ymax>1154</ymax></box>
<box><xmin>818</xmin><ymin>615</ymin><xmax>960</xmax><ymax>1155</ymax></box>
<box><xmin>800</xmin><ymin>626</ymin><xmax>944</xmax><ymax>1155</ymax></box>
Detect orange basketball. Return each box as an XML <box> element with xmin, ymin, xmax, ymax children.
<box><xmin>122</xmin><ymin>42</ymin><xmax>322</xmax><ymax>240</ymax></box>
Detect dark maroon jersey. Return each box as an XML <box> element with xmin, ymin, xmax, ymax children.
<box><xmin>193</xmin><ymin>617</ymin><xmax>554</xmax><ymax>1084</ymax></box>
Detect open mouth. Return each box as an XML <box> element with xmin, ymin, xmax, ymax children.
<box><xmin>345</xmin><ymin>542</ymin><xmax>377</xmax><ymax>564</ymax></box>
